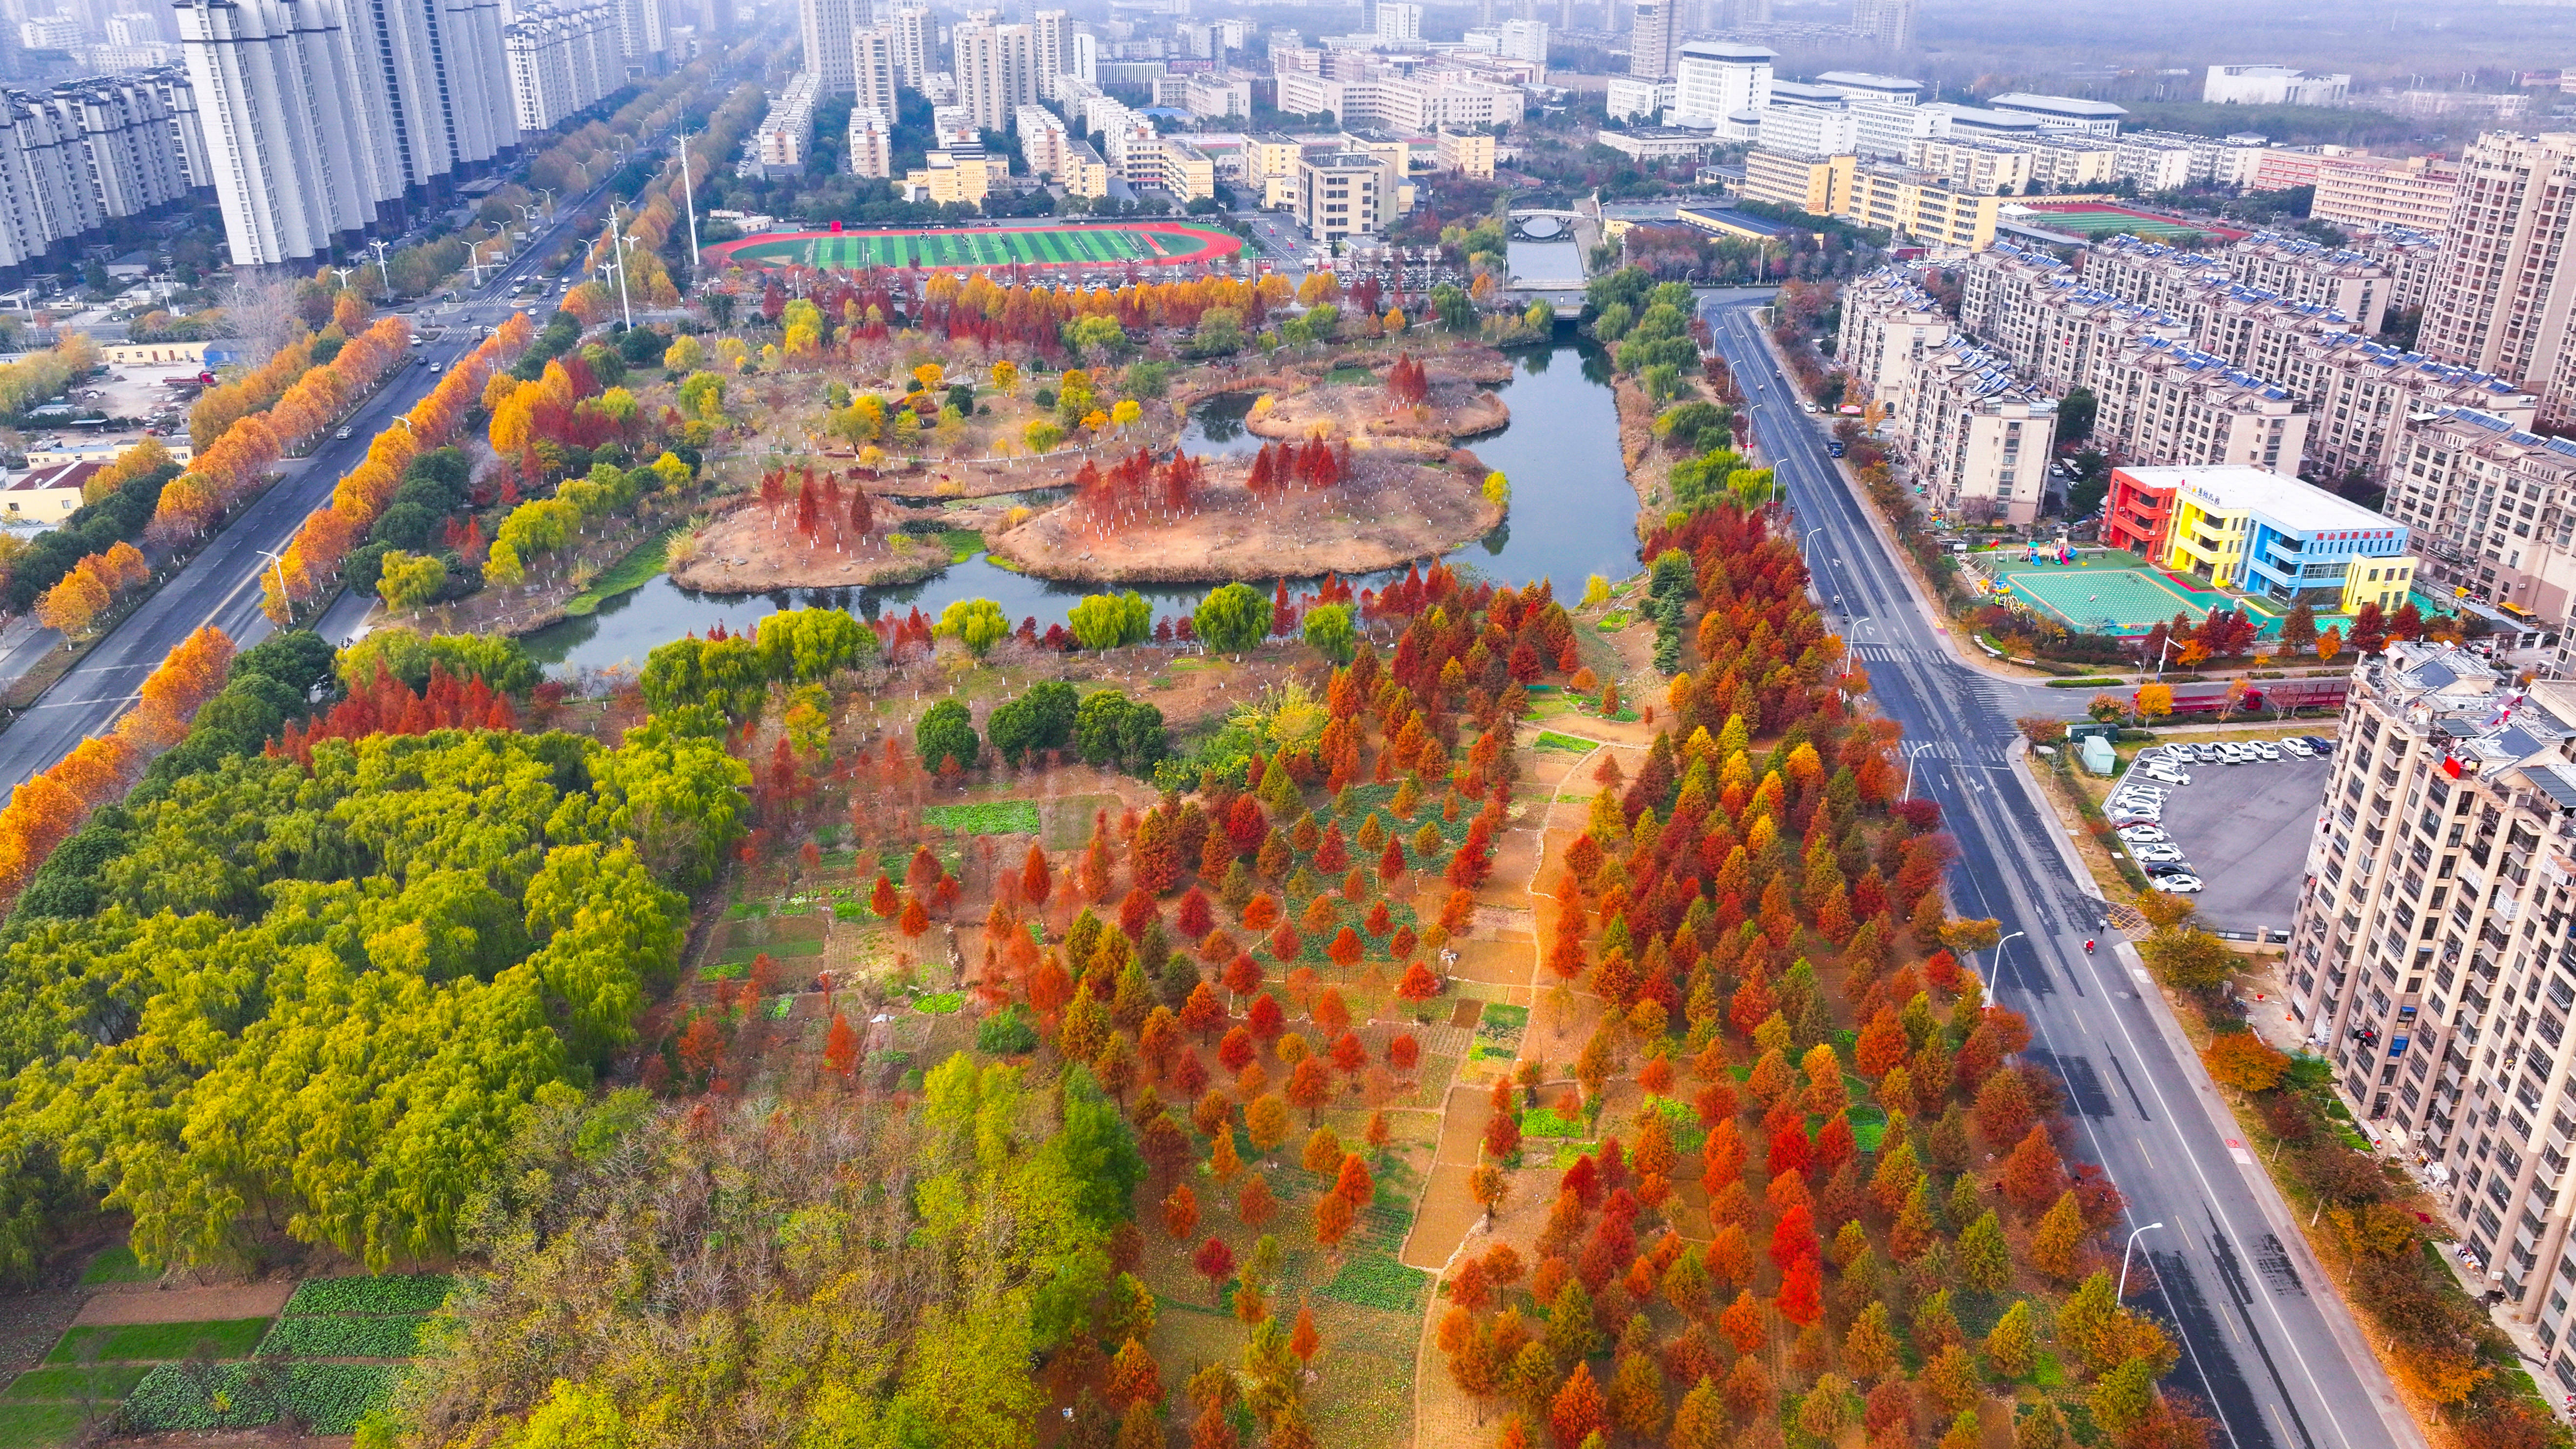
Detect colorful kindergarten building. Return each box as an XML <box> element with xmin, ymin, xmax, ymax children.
<box><xmin>2102</xmin><ymin>463</ymin><xmax>2417</xmax><ymax>613</ymax></box>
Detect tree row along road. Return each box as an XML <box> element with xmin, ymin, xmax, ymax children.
<box><xmin>1702</xmin><ymin>298</ymin><xmax>2419</xmax><ymax>1449</ymax></box>
<box><xmin>0</xmin><ymin>168</ymin><xmax>634</xmax><ymax>792</ymax></box>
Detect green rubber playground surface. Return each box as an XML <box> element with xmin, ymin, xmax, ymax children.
<box><xmin>1999</xmin><ymin>564</ymin><xmax>2216</xmax><ymax>635</ymax></box>
<box><xmin>2016</xmin><ymin>204</ymin><xmax>2247</xmax><ymax>243</ymax></box>
<box><xmin>704</xmin><ymin>221</ymin><xmax>1244</xmax><ymax>272</ymax></box>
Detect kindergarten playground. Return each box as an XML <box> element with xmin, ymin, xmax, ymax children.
<box><xmin>702</xmin><ymin>221</ymin><xmax>1247</xmax><ymax>274</ymax></box>
<box><xmin>1969</xmin><ymin>545</ymin><xmax>2447</xmax><ymax>639</ymax></box>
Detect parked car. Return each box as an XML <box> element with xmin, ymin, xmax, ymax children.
<box><xmin>2152</xmin><ymin>874</ymin><xmax>2205</xmax><ymax>893</ymax></box>
<box><xmin>2116</xmin><ymin>825</ymin><xmax>2171</xmax><ymax>844</ymax></box>
<box><xmin>2141</xmin><ymin>766</ymin><xmax>2192</xmax><ymax>785</ymax></box>
<box><xmin>2279</xmin><ymin>738</ymin><xmax>2313</xmax><ymax>758</ymax></box>
<box><xmin>2304</xmin><ymin>736</ymin><xmax>2335</xmax><ymax>754</ymax></box>
<box><xmin>2133</xmin><ymin>845</ymin><xmax>2187</xmax><ymax>864</ymax></box>
<box><xmin>2254</xmin><ymin>742</ymin><xmax>2282</xmax><ymax>762</ymax></box>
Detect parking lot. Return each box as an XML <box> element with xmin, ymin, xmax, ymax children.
<box><xmin>2104</xmin><ymin>735</ymin><xmax>2334</xmax><ymax>933</ymax></box>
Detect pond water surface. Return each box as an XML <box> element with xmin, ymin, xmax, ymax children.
<box><xmin>522</xmin><ymin>337</ymin><xmax>1640</xmax><ymax>674</ymax></box>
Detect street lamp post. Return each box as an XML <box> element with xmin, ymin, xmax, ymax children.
<box><xmin>675</xmin><ymin>129</ymin><xmax>700</xmax><ymax>268</ymax></box>
<box><xmin>1902</xmin><ymin>740</ymin><xmax>1935</xmax><ymax>801</ymax></box>
<box><xmin>254</xmin><ymin>546</ymin><xmax>291</xmax><ymax>615</ymax></box>
<box><xmin>366</xmin><ymin>239</ymin><xmax>392</xmax><ymax>295</ymax></box>
<box><xmin>1989</xmin><ymin>930</ymin><xmax>2024</xmax><ymax>991</ymax></box>
<box><xmin>2118</xmin><ymin>1222</ymin><xmax>2166</xmax><ymax>1298</ymax></box>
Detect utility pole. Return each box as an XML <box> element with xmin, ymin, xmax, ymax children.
<box><xmin>676</xmin><ymin>129</ymin><xmax>700</xmax><ymax>268</ymax></box>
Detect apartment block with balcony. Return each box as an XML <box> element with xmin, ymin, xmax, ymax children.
<box><xmin>2088</xmin><ymin>338</ymin><xmax>2309</xmax><ymax>473</ymax></box>
<box><xmin>1835</xmin><ymin>267</ymin><xmax>1951</xmax><ymax>407</ymax></box>
<box><xmin>2388</xmin><ymin>408</ymin><xmax>2576</xmax><ymax>630</ymax></box>
<box><xmin>1296</xmin><ymin>151</ymin><xmax>1395</xmax><ymax>239</ymax></box>
<box><xmin>2313</xmin><ymin>153</ymin><xmax>2460</xmax><ymax>234</ymax></box>
<box><xmin>2286</xmin><ymin>645</ymin><xmax>2576</xmax><ymax>1367</ymax></box>
<box><xmin>1891</xmin><ymin>336</ymin><xmax>2057</xmax><ymax>524</ymax></box>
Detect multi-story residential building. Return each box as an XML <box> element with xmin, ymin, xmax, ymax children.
<box><xmin>2211</xmin><ymin>231</ymin><xmax>2398</xmax><ymax>335</ymax></box>
<box><xmin>19</xmin><ymin>15</ymin><xmax>78</xmax><ymax>50</ymax></box>
<box><xmin>1834</xmin><ymin>266</ymin><xmax>1950</xmax><ymax>407</ymax></box>
<box><xmin>1629</xmin><ymin>0</ymin><xmax>1674</xmax><ymax>79</ymax></box>
<box><xmin>1668</xmin><ymin>40</ymin><xmax>1771</xmax><ymax>126</ymax></box>
<box><xmin>2091</xmin><ymin>338</ymin><xmax>2308</xmax><ymax>474</ymax></box>
<box><xmin>1272</xmin><ymin>67</ymin><xmax>1525</xmax><ymax>130</ymax></box>
<box><xmin>1849</xmin><ymin>0</ymin><xmax>1912</xmax><ymax>52</ymax></box>
<box><xmin>2351</xmin><ymin>226</ymin><xmax>2445</xmax><ymax>316</ymax></box>
<box><xmin>2387</xmin><ymin>408</ymin><xmax>2576</xmax><ymax>620</ymax></box>
<box><xmin>49</xmin><ymin>75</ymin><xmax>193</xmax><ymax>221</ymax></box>
<box><xmin>2108</xmin><ymin>134</ymin><xmax>2194</xmax><ymax>192</ymax></box>
<box><xmin>1015</xmin><ymin>102</ymin><xmax>1067</xmax><ymax>175</ymax></box>
<box><xmin>505</xmin><ymin>1</ymin><xmax>616</xmax><ymax>133</ymax></box>
<box><xmin>2116</xmin><ymin>128</ymin><xmax>2268</xmax><ymax>187</ymax></box>
<box><xmin>2284</xmin><ymin>644</ymin><xmax>2576</xmax><ymax>1358</ymax></box>
<box><xmin>2021</xmin><ymin>135</ymin><xmax>2118</xmax><ymax>190</ymax></box>
<box><xmin>2098</xmin><ymin>463</ymin><xmax>2415</xmax><ymax>607</ymax></box>
<box><xmin>1296</xmin><ymin>149</ymin><xmax>1397</xmax><ymax>239</ymax></box>
<box><xmin>2314</xmin><ymin>153</ymin><xmax>2460</xmax><ymax>234</ymax></box>
<box><xmin>846</xmin><ymin>104</ymin><xmax>891</xmax><ymax>177</ymax></box>
<box><xmin>2205</xmin><ymin>64</ymin><xmax>2349</xmax><ymax>106</ymax></box>
<box><xmin>1246</xmin><ymin>131</ymin><xmax>1305</xmax><ymax>207</ymax></box>
<box><xmin>952</xmin><ymin>19</ymin><xmax>1038</xmax><ymax>131</ymax></box>
<box><xmin>799</xmin><ymin>0</ymin><xmax>862</xmax><ymax>94</ymax></box>
<box><xmin>1060</xmin><ymin>138</ymin><xmax>1108</xmax><ymax>197</ymax></box>
<box><xmin>1891</xmin><ymin>336</ymin><xmax>2057</xmax><ymax>524</ymax></box>
<box><xmin>850</xmin><ymin>23</ymin><xmax>896</xmax><ymax>120</ymax></box>
<box><xmin>146</xmin><ymin>67</ymin><xmax>210</xmax><ymax>193</ymax></box>
<box><xmin>752</xmin><ymin>70</ymin><xmax>820</xmax><ymax>176</ymax></box>
<box><xmin>178</xmin><ymin>0</ymin><xmax>516</xmax><ymax>270</ymax></box>
<box><xmin>888</xmin><ymin>3</ymin><xmax>928</xmax><ymax>88</ymax></box>
<box><xmin>2422</xmin><ymin>133</ymin><xmax>2576</xmax><ymax>429</ymax></box>
<box><xmin>1376</xmin><ymin>0</ymin><xmax>1423</xmax><ymax>42</ymax></box>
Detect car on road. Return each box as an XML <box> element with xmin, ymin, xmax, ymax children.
<box><xmin>335</xmin><ymin>427</ymin><xmax>352</xmax><ymax>440</ymax></box>
<box><xmin>2152</xmin><ymin>874</ymin><xmax>2204</xmax><ymax>893</ymax></box>
<box><xmin>428</xmin><ymin>362</ymin><xmax>442</xmax><ymax>372</ymax></box>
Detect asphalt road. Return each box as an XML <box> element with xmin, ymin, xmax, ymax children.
<box><xmin>1706</xmin><ymin>299</ymin><xmax>2422</xmax><ymax>1449</ymax></box>
<box><xmin>0</xmin><ymin>169</ymin><xmax>634</xmax><ymax>789</ymax></box>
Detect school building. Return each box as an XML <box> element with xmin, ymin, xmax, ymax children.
<box><xmin>2101</xmin><ymin>463</ymin><xmax>2417</xmax><ymax>612</ymax></box>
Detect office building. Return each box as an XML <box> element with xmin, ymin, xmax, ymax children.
<box><xmin>1756</xmin><ymin>85</ymin><xmax>1858</xmax><ymax>159</ymax></box>
<box><xmin>1274</xmin><ymin>65</ymin><xmax>1525</xmax><ymax>129</ymax></box>
<box><xmin>1296</xmin><ymin>149</ymin><xmax>1399</xmax><ymax>239</ymax></box>
<box><xmin>1245</xmin><ymin>131</ymin><xmax>1305</xmax><ymax>207</ymax></box>
<box><xmin>1892</xmin><ymin>336</ymin><xmax>2056</xmax><ymax>524</ymax></box>
<box><xmin>1668</xmin><ymin>40</ymin><xmax>1771</xmax><ymax>126</ymax></box>
<box><xmin>2098</xmin><ymin>463</ymin><xmax>2415</xmax><ymax>608</ymax></box>
<box><xmin>951</xmin><ymin>17</ymin><xmax>1038</xmax><ymax>131</ymax></box>
<box><xmin>2422</xmin><ymin>134</ymin><xmax>2576</xmax><ymax>429</ymax></box>
<box><xmin>2204</xmin><ymin>64</ymin><xmax>2349</xmax><ymax>106</ymax></box>
<box><xmin>2285</xmin><ymin>645</ymin><xmax>2576</xmax><ymax>1352</ymax></box>
<box><xmin>850</xmin><ymin>22</ymin><xmax>896</xmax><ymax>119</ymax></box>
<box><xmin>1984</xmin><ymin>91</ymin><xmax>2125</xmax><ymax>137</ymax></box>
<box><xmin>846</xmin><ymin>104</ymin><xmax>891</xmax><ymax>176</ymax></box>
<box><xmin>1814</xmin><ymin>68</ymin><xmax>1916</xmax><ymax>106</ymax></box>
<box><xmin>1628</xmin><ymin>0</ymin><xmax>1673</xmax><ymax>79</ymax></box>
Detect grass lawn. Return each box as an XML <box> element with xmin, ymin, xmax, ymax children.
<box><xmin>0</xmin><ymin>1366</ymin><xmax>148</xmax><ymax>1402</ymax></box>
<box><xmin>47</xmin><ymin>1319</ymin><xmax>269</xmax><ymax>1364</ymax></box>
<box><xmin>922</xmin><ymin>800</ymin><xmax>1042</xmax><ymax>835</ymax></box>
<box><xmin>564</xmin><ymin>528</ymin><xmax>675</xmax><ymax>617</ymax></box>
<box><xmin>1533</xmin><ymin>730</ymin><xmax>1600</xmax><ymax>754</ymax></box>
<box><xmin>0</xmin><ymin>1403</ymin><xmax>88</xmax><ymax>1449</ymax></box>
<box><xmin>76</xmin><ymin>1246</ymin><xmax>151</xmax><ymax>1286</ymax></box>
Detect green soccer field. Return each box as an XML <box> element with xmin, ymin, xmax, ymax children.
<box><xmin>2022</xmin><ymin>208</ymin><xmax>2225</xmax><ymax>240</ymax></box>
<box><xmin>709</xmin><ymin>222</ymin><xmax>1242</xmax><ymax>274</ymax></box>
<box><xmin>2003</xmin><ymin>567</ymin><xmax>2215</xmax><ymax>634</ymax></box>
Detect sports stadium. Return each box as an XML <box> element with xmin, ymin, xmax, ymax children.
<box><xmin>704</xmin><ymin>220</ymin><xmax>1246</xmax><ymax>273</ymax></box>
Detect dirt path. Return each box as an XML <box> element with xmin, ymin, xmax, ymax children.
<box><xmin>73</xmin><ymin>1282</ymin><xmax>294</xmax><ymax>1326</ymax></box>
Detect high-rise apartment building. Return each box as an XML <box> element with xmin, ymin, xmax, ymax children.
<box><xmin>1030</xmin><ymin>8</ymin><xmax>1067</xmax><ymax>93</ymax></box>
<box><xmin>851</xmin><ymin>22</ymin><xmax>895</xmax><ymax>120</ymax></box>
<box><xmin>950</xmin><ymin>18</ymin><xmax>1036</xmax><ymax>132</ymax></box>
<box><xmin>2286</xmin><ymin>644</ymin><xmax>2576</xmax><ymax>1368</ymax></box>
<box><xmin>1850</xmin><ymin>0</ymin><xmax>1912</xmax><ymax>52</ymax></box>
<box><xmin>800</xmin><ymin>0</ymin><xmax>862</xmax><ymax>94</ymax></box>
<box><xmin>177</xmin><ymin>0</ymin><xmax>515</xmax><ymax>268</ymax></box>
<box><xmin>846</xmin><ymin>104</ymin><xmax>890</xmax><ymax>176</ymax></box>
<box><xmin>506</xmin><ymin>1</ymin><xmax>616</xmax><ymax>132</ymax></box>
<box><xmin>2423</xmin><ymin>133</ymin><xmax>2576</xmax><ymax>429</ymax></box>
<box><xmin>888</xmin><ymin>2</ymin><xmax>928</xmax><ymax>88</ymax></box>
<box><xmin>1374</xmin><ymin>0</ymin><xmax>1420</xmax><ymax>41</ymax></box>
<box><xmin>1668</xmin><ymin>40</ymin><xmax>1771</xmax><ymax>126</ymax></box>
<box><xmin>1628</xmin><ymin>0</ymin><xmax>1673</xmax><ymax>80</ymax></box>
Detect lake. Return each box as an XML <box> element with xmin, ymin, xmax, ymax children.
<box><xmin>521</xmin><ymin>337</ymin><xmax>1640</xmax><ymax>675</ymax></box>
